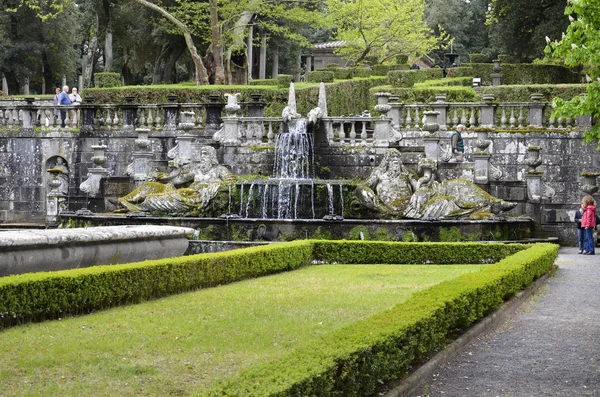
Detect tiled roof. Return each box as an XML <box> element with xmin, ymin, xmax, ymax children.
<box><xmin>313</xmin><ymin>41</ymin><xmax>346</xmax><ymax>49</ymax></box>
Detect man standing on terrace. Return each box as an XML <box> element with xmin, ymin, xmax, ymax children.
<box><xmin>449</xmin><ymin>124</ymin><xmax>465</xmax><ymax>163</ymax></box>
<box><xmin>58</xmin><ymin>85</ymin><xmax>72</xmax><ymax>128</ymax></box>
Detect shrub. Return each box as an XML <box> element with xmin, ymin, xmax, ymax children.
<box><xmin>469</xmin><ymin>63</ymin><xmax>580</xmax><ymax>85</ymax></box>
<box><xmin>469</xmin><ymin>53</ymin><xmax>486</xmax><ymax>63</ymax></box>
<box><xmin>372</xmin><ymin>64</ymin><xmax>409</xmax><ymax>76</ymax></box>
<box><xmin>249</xmin><ymin>79</ymin><xmax>277</xmax><ymax>86</ymax></box>
<box><xmin>306</xmin><ymin>71</ymin><xmax>334</xmax><ymax>83</ymax></box>
<box><xmin>94</xmin><ymin>72</ymin><xmax>121</xmax><ymax>88</ymax></box>
<box><xmin>387</xmin><ymin>69</ymin><xmax>444</xmax><ymax>87</ymax></box>
<box><xmin>351</xmin><ymin>67</ymin><xmax>373</xmax><ymax>78</ymax></box>
<box><xmin>333</xmin><ymin>68</ymin><xmax>353</xmax><ymax>80</ymax></box>
<box><xmin>277</xmin><ymin>74</ymin><xmax>293</xmax><ymax>88</ymax></box>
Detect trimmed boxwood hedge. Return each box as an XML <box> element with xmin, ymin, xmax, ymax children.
<box><xmin>94</xmin><ymin>72</ymin><xmax>121</xmax><ymax>88</ymax></box>
<box><xmin>203</xmin><ymin>243</ymin><xmax>558</xmax><ymax>396</ymax></box>
<box><xmin>306</xmin><ymin>71</ymin><xmax>334</xmax><ymax>83</ymax></box>
<box><xmin>387</xmin><ymin>69</ymin><xmax>445</xmax><ymax>87</ymax></box>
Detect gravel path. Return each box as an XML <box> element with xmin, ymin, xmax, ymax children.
<box><xmin>412</xmin><ymin>247</ymin><xmax>600</xmax><ymax>397</ymax></box>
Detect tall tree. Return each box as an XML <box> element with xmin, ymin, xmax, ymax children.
<box><xmin>131</xmin><ymin>0</ymin><xmax>209</xmax><ymax>85</ymax></box>
<box><xmin>546</xmin><ymin>0</ymin><xmax>600</xmax><ymax>148</ymax></box>
<box><xmin>487</xmin><ymin>0</ymin><xmax>569</xmax><ymax>62</ymax></box>
<box><xmin>326</xmin><ymin>0</ymin><xmax>441</xmax><ymax>65</ymax></box>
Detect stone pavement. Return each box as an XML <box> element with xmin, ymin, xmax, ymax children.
<box><xmin>411</xmin><ymin>246</ymin><xmax>600</xmax><ymax>397</ymax></box>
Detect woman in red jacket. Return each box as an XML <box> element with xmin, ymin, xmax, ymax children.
<box><xmin>581</xmin><ymin>195</ymin><xmax>597</xmax><ymax>255</ymax></box>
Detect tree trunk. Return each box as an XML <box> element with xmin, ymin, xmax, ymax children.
<box><xmin>122</xmin><ymin>47</ymin><xmax>134</xmax><ymax>85</ymax></box>
<box><xmin>224</xmin><ymin>7</ymin><xmax>257</xmax><ymax>84</ymax></box>
<box><xmin>103</xmin><ymin>0</ymin><xmax>113</xmax><ymax>71</ymax></box>
<box><xmin>132</xmin><ymin>0</ymin><xmax>209</xmax><ymax>85</ymax></box>
<box><xmin>210</xmin><ymin>0</ymin><xmax>225</xmax><ymax>84</ymax></box>
<box><xmin>162</xmin><ymin>45</ymin><xmax>185</xmax><ymax>83</ymax></box>
<box><xmin>83</xmin><ymin>15</ymin><xmax>99</xmax><ymax>88</ymax></box>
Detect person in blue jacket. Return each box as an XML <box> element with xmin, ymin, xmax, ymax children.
<box><xmin>574</xmin><ymin>200</ymin><xmax>585</xmax><ymax>254</ymax></box>
<box><xmin>57</xmin><ymin>85</ymin><xmax>72</xmax><ymax>128</ymax></box>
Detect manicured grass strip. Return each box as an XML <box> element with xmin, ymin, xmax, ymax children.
<box><xmin>0</xmin><ymin>241</ymin><xmax>520</xmax><ymax>330</ymax></box>
<box><xmin>0</xmin><ymin>240</ymin><xmax>313</xmax><ymax>328</ymax></box>
<box><xmin>203</xmin><ymin>243</ymin><xmax>558</xmax><ymax>396</ymax></box>
<box><xmin>0</xmin><ymin>264</ymin><xmax>485</xmax><ymax>396</ymax></box>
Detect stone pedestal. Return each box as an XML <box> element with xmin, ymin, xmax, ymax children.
<box><xmin>46</xmin><ymin>192</ymin><xmax>66</xmax><ymax>225</ymax></box>
<box><xmin>80</xmin><ymin>167</ymin><xmax>110</xmax><ymax>198</ymax></box>
<box><xmin>432</xmin><ymin>94</ymin><xmax>448</xmax><ymax>131</ymax></box>
<box><xmin>19</xmin><ymin>98</ymin><xmax>36</xmax><ymax>133</ymax></box>
<box><xmin>206</xmin><ymin>95</ymin><xmax>224</xmax><ymax>130</ymax></box>
<box><xmin>474</xmin><ymin>153</ymin><xmax>490</xmax><ymax>184</ymax></box>
<box><xmin>491</xmin><ymin>73</ymin><xmax>503</xmax><ymax>86</ymax></box>
<box><xmin>388</xmin><ymin>97</ymin><xmax>402</xmax><ymax>128</ymax></box>
<box><xmin>373</xmin><ymin>118</ymin><xmax>392</xmax><ymax>148</ymax></box>
<box><xmin>247</xmin><ymin>94</ymin><xmax>266</xmax><ymax>118</ymax></box>
<box><xmin>526</xmin><ymin>172</ymin><xmax>543</xmax><ymax>203</ymax></box>
<box><xmin>423</xmin><ymin>135</ymin><xmax>440</xmax><ymax>162</ymax></box>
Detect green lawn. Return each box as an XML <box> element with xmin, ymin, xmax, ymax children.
<box><xmin>0</xmin><ymin>264</ymin><xmax>485</xmax><ymax>396</ymax></box>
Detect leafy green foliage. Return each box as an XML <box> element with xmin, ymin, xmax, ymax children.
<box><xmin>305</xmin><ymin>70</ymin><xmax>334</xmax><ymax>83</ymax></box>
<box><xmin>546</xmin><ymin>0</ymin><xmax>600</xmax><ymax>148</ymax></box>
<box><xmin>94</xmin><ymin>72</ymin><xmax>121</xmax><ymax>88</ymax></box>
<box><xmin>327</xmin><ymin>0</ymin><xmax>442</xmax><ymax>65</ymax></box>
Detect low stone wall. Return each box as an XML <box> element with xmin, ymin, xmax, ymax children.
<box><xmin>0</xmin><ymin>225</ymin><xmax>194</xmax><ymax>276</ymax></box>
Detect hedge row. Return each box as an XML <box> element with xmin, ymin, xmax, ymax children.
<box><xmin>0</xmin><ymin>241</ymin><xmax>314</xmax><ymax>329</ymax></box>
<box><xmin>372</xmin><ymin>64</ymin><xmax>409</xmax><ymax>76</ymax></box>
<box><xmin>311</xmin><ymin>240</ymin><xmax>526</xmax><ymax>264</ymax></box>
<box><xmin>0</xmin><ymin>240</ymin><xmax>527</xmax><ymax>329</ymax></box>
<box><xmin>387</xmin><ymin>69</ymin><xmax>445</xmax><ymax>87</ymax></box>
<box><xmin>306</xmin><ymin>71</ymin><xmax>334</xmax><ymax>83</ymax></box>
<box><xmin>204</xmin><ymin>243</ymin><xmax>558</xmax><ymax>396</ymax></box>
<box><xmin>249</xmin><ymin>79</ymin><xmax>277</xmax><ymax>86</ymax></box>
<box><xmin>469</xmin><ymin>63</ymin><xmax>580</xmax><ymax>85</ymax></box>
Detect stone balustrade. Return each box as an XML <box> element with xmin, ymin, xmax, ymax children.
<box><xmin>0</xmin><ymin>95</ymin><xmax>587</xmax><ymax>137</ymax></box>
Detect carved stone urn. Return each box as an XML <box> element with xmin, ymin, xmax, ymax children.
<box><xmin>581</xmin><ymin>172</ymin><xmax>600</xmax><ymax>195</ymax></box>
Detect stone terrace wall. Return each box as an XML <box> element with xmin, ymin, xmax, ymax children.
<box><xmin>1</xmin><ymin>126</ymin><xmax>598</xmax><ymax>244</ymax></box>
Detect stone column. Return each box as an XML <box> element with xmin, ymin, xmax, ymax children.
<box><xmin>163</xmin><ymin>94</ymin><xmax>180</xmax><ymax>132</ymax></box>
<box><xmin>78</xmin><ymin>75</ymin><xmax>83</xmax><ymax>91</ymax></box>
<box><xmin>528</xmin><ymin>93</ymin><xmax>545</xmax><ymax>128</ymax></box>
<box><xmin>247</xmin><ymin>24</ymin><xmax>253</xmax><ymax>82</ymax></box>
<box><xmin>23</xmin><ymin>78</ymin><xmax>30</xmax><ymax>95</ymax></box>
<box><xmin>373</xmin><ymin>93</ymin><xmax>393</xmax><ymax>148</ymax></box>
<box><xmin>121</xmin><ymin>96</ymin><xmax>138</xmax><ymax>133</ymax></box>
<box><xmin>259</xmin><ymin>32</ymin><xmax>267</xmax><ymax>79</ymax></box>
<box><xmin>305</xmin><ymin>56</ymin><xmax>312</xmax><ymax>73</ymax></box>
<box><xmin>432</xmin><ymin>93</ymin><xmax>448</xmax><ymax>131</ymax></box>
<box><xmin>205</xmin><ymin>94</ymin><xmax>224</xmax><ymax>131</ymax></box>
<box><xmin>294</xmin><ymin>53</ymin><xmax>301</xmax><ymax>82</ymax></box>
<box><xmin>62</xmin><ymin>75</ymin><xmax>67</xmax><ymax>88</ymax></box>
<box><xmin>272</xmin><ymin>43</ymin><xmax>279</xmax><ymax>78</ymax></box>
<box><xmin>479</xmin><ymin>95</ymin><xmax>496</xmax><ymax>128</ymax></box>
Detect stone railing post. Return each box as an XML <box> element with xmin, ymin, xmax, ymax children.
<box><xmin>388</xmin><ymin>95</ymin><xmax>402</xmax><ymax>129</ymax></box>
<box><xmin>205</xmin><ymin>94</ymin><xmax>224</xmax><ymax>131</ymax></box>
<box><xmin>80</xmin><ymin>96</ymin><xmax>96</xmax><ymax>134</ymax></box>
<box><xmin>121</xmin><ymin>96</ymin><xmax>138</xmax><ymax>133</ymax></box>
<box><xmin>528</xmin><ymin>93</ymin><xmax>545</xmax><ymax>128</ymax></box>
<box><xmin>479</xmin><ymin>94</ymin><xmax>496</xmax><ymax>128</ymax></box>
<box><xmin>432</xmin><ymin>93</ymin><xmax>448</xmax><ymax>130</ymax></box>
<box><xmin>373</xmin><ymin>93</ymin><xmax>393</xmax><ymax>149</ymax></box>
<box><xmin>163</xmin><ymin>94</ymin><xmax>179</xmax><ymax>132</ymax></box>
<box><xmin>247</xmin><ymin>93</ymin><xmax>266</xmax><ymax>117</ymax></box>
<box><xmin>19</xmin><ymin>97</ymin><xmax>36</xmax><ymax>133</ymax></box>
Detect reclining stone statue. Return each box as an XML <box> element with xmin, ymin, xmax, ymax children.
<box><xmin>119</xmin><ymin>145</ymin><xmax>234</xmax><ymax>215</ymax></box>
<box><xmin>356</xmin><ymin>149</ymin><xmax>517</xmax><ymax>220</ymax></box>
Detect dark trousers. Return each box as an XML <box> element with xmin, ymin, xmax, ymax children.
<box><xmin>60</xmin><ymin>109</ymin><xmax>67</xmax><ymax>127</ymax></box>
<box><xmin>577</xmin><ymin>228</ymin><xmax>585</xmax><ymax>251</ymax></box>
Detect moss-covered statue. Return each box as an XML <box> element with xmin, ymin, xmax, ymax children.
<box><xmin>355</xmin><ymin>149</ymin><xmax>418</xmax><ymax>213</ymax></box>
<box><xmin>119</xmin><ymin>145</ymin><xmax>234</xmax><ymax>215</ymax></box>
<box><xmin>356</xmin><ymin>149</ymin><xmax>517</xmax><ymax>220</ymax></box>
